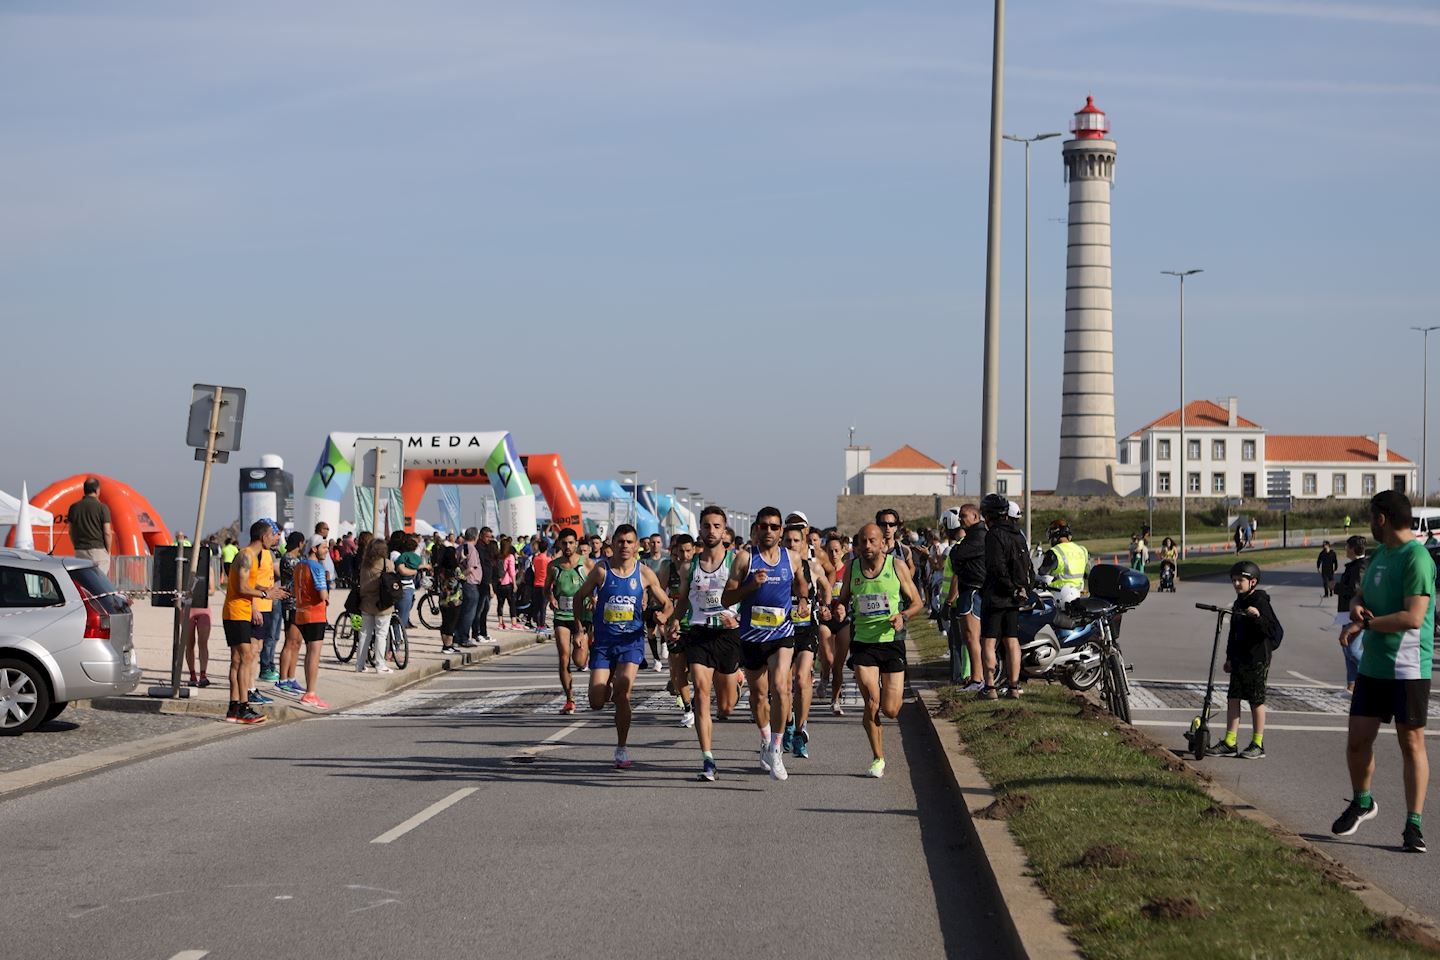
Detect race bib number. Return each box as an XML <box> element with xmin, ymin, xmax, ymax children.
<box><xmin>856</xmin><ymin>593</ymin><xmax>891</xmax><ymax>617</ymax></box>
<box><xmin>749</xmin><ymin>605</ymin><xmax>786</xmax><ymax>628</ymax></box>
<box><xmin>698</xmin><ymin>589</ymin><xmax>724</xmax><ymax>616</ymax></box>
<box><xmin>557</xmin><ymin>596</ymin><xmax>574</xmax><ymax>613</ymax></box>
<box><xmin>603</xmin><ymin>598</ymin><xmax>635</xmax><ymax>623</ymax></box>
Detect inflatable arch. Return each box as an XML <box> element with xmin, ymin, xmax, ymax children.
<box><xmin>303</xmin><ymin>432</ymin><xmax>537</xmax><ymax>538</ymax></box>
<box><xmin>5</xmin><ymin>473</ymin><xmax>170</xmax><ymax>556</ymax></box>
<box><xmin>574</xmin><ymin>480</ymin><xmax>661</xmax><ymax>538</ymax></box>
<box><xmin>400</xmin><ymin>452</ymin><xmax>582</xmax><ymax>536</ymax></box>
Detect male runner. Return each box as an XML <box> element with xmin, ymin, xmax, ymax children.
<box><xmin>672</xmin><ymin>506</ymin><xmax>744</xmax><ymax>781</ymax></box>
<box><xmin>572</xmin><ymin>525</ymin><xmax>672</xmax><ymax>768</ymax></box>
<box><xmin>783</xmin><ymin>523</ymin><xmax>832</xmax><ymax>758</ymax></box>
<box><xmin>658</xmin><ymin>534</ymin><xmax>697</xmax><ymax>727</ymax></box>
<box><xmin>722</xmin><ymin>506</ymin><xmax>810</xmax><ymax>781</ymax></box>
<box><xmin>642</xmin><ymin>533</ymin><xmax>668</xmax><ymax>671</ymax></box>
<box><xmin>823</xmin><ymin>532</ymin><xmax>853</xmax><ymax>715</ymax></box>
<box><xmin>546</xmin><ymin>527</ymin><xmax>591</xmax><ymax>714</ymax></box>
<box><xmin>221</xmin><ymin>520</ymin><xmax>286</xmax><ymax>723</ymax></box>
<box><xmin>838</xmin><ymin>522</ymin><xmax>923</xmax><ymax>777</ymax></box>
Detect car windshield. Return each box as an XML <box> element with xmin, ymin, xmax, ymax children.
<box><xmin>69</xmin><ymin>565</ymin><xmax>131</xmax><ymax>614</ymax></box>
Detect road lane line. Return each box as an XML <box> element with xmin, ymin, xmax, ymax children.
<box><xmin>167</xmin><ymin>952</ymin><xmax>209</xmax><ymax>960</ymax></box>
<box><xmin>1287</xmin><ymin>670</ymin><xmax>1341</xmax><ymax>688</ymax></box>
<box><xmin>517</xmin><ymin>718</ymin><xmax>592</xmax><ymax>756</ymax></box>
<box><xmin>370</xmin><ymin>788</ymin><xmax>478</xmax><ymax>844</ymax></box>
<box><xmin>1128</xmin><ymin>719</ymin><xmax>1440</xmax><ymax>736</ymax></box>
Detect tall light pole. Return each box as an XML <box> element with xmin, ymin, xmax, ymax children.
<box><xmin>979</xmin><ymin>0</ymin><xmax>1006</xmax><ymax>496</ymax></box>
<box><xmin>1412</xmin><ymin>325</ymin><xmax>1440</xmax><ymax>506</ymax></box>
<box><xmin>1004</xmin><ymin>130</ymin><xmax>1061</xmax><ymax>547</ymax></box>
<box><xmin>619</xmin><ymin>469</ymin><xmax>638</xmax><ymax>527</ymax></box>
<box><xmin>1162</xmin><ymin>270</ymin><xmax>1202</xmax><ymax>560</ymax></box>
<box><xmin>961</xmin><ymin>469</ymin><xmax>968</xmax><ymax>497</ymax></box>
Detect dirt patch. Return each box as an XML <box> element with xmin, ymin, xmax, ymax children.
<box><xmin>1371</xmin><ymin>915</ymin><xmax>1440</xmax><ymax>952</ymax></box>
<box><xmin>974</xmin><ymin>793</ymin><xmax>1033</xmax><ymax>821</ymax></box>
<box><xmin>1029</xmin><ymin>736</ymin><xmax>1063</xmax><ymax>754</ymax></box>
<box><xmin>1141</xmin><ymin>897</ymin><xmax>1209</xmax><ymax>921</ymax></box>
<box><xmin>1077</xmin><ymin>844</ymin><xmax>1138</xmax><ymax>869</ymax></box>
<box><xmin>934</xmin><ymin>698</ymin><xmax>966</xmax><ymax>720</ymax></box>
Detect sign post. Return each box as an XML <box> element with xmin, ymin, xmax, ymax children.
<box><xmin>358</xmin><ymin>438</ymin><xmax>404</xmax><ymax>537</ymax></box>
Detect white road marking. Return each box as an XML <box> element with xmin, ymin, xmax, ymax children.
<box><xmin>419</xmin><ymin>681</ymin><xmax>669</xmax><ymax>696</ymax></box>
<box><xmin>1130</xmin><ymin>676</ymin><xmax>1334</xmax><ymax>688</ymax></box>
<box><xmin>532</xmin><ymin>694</ymin><xmax>570</xmax><ymax>714</ymax></box>
<box><xmin>1125</xmin><ymin>684</ymin><xmax>1168</xmax><ymax>710</ymax></box>
<box><xmin>1130</xmin><ymin>705</ymin><xmax>1352</xmax><ymax>717</ymax></box>
<box><xmin>516</xmin><ymin>718</ymin><xmax>591</xmax><ymax>756</ymax></box>
<box><xmin>1128</xmin><ymin>719</ymin><xmax>1440</xmax><ymax>736</ymax></box>
<box><xmin>438</xmin><ymin>692</ymin><xmax>524</xmax><ymax>716</ymax></box>
<box><xmin>335</xmin><ymin>689</ymin><xmax>441</xmax><ymax>717</ymax></box>
<box><xmin>349</xmin><ymin>898</ymin><xmax>401</xmax><ymax>914</ymax></box>
<box><xmin>167</xmin><ymin>952</ymin><xmax>209</xmax><ymax>960</ymax></box>
<box><xmin>1287</xmin><ymin>670</ymin><xmax>1341</xmax><ymax>688</ymax></box>
<box><xmin>370</xmin><ymin>788</ymin><xmax>479</xmax><ymax>844</ymax></box>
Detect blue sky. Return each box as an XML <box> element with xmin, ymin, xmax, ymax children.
<box><xmin>3</xmin><ymin>0</ymin><xmax>1437</xmax><ymax>530</ymax></box>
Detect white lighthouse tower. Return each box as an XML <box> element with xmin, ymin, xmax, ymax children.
<box><xmin>1055</xmin><ymin>96</ymin><xmax>1119</xmax><ymax>495</ymax></box>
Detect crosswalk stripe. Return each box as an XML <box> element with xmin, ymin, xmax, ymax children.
<box><xmin>438</xmin><ymin>692</ymin><xmax>525</xmax><ymax>716</ymax></box>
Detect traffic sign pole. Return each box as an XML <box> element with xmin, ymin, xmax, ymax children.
<box><xmin>173</xmin><ymin>385</ymin><xmax>225</xmax><ymax>699</ymax></box>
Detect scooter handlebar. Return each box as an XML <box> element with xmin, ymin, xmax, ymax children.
<box><xmin>1195</xmin><ymin>602</ymin><xmax>1258</xmax><ymax>620</ymax></box>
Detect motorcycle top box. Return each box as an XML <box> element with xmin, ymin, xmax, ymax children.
<box><xmin>1088</xmin><ymin>564</ymin><xmax>1150</xmax><ymax>606</ymax></box>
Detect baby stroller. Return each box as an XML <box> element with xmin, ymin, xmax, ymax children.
<box><xmin>1158</xmin><ymin>560</ymin><xmax>1177</xmax><ymax>593</ymax></box>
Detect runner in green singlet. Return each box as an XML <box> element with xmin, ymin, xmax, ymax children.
<box><xmin>546</xmin><ymin>528</ymin><xmax>592</xmax><ymax>713</ymax></box>
<box><xmin>658</xmin><ymin>534</ymin><xmax>697</xmax><ymax>727</ymax></box>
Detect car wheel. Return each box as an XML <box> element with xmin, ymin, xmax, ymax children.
<box><xmin>0</xmin><ymin>658</ymin><xmax>52</xmax><ymax>736</ymax></box>
<box><xmin>43</xmin><ymin>702</ymin><xmax>68</xmax><ymax>724</ymax></box>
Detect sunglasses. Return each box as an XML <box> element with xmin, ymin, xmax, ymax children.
<box><xmin>756</xmin><ymin>522</ymin><xmax>782</xmax><ymax>531</ymax></box>
<box><xmin>879</xmin><ymin>521</ymin><xmax>899</xmax><ymax>528</ymax></box>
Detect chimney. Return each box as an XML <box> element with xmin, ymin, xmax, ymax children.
<box><xmin>1227</xmin><ymin>397</ymin><xmax>1239</xmax><ymax>428</ymax></box>
<box><xmin>1377</xmin><ymin>432</ymin><xmax>1388</xmax><ymax>462</ymax></box>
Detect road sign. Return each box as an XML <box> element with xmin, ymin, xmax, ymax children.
<box><xmin>1266</xmin><ymin>497</ymin><xmax>1293</xmax><ymax>512</ymax></box>
<box><xmin>1266</xmin><ymin>470</ymin><xmax>1292</xmax><ymax>497</ymax></box>
<box><xmin>358</xmin><ymin>438</ymin><xmax>405</xmax><ymax>487</ymax></box>
<box><xmin>186</xmin><ymin>384</ymin><xmax>245</xmax><ymax>451</ymax></box>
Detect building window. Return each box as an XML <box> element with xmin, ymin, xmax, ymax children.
<box><xmin>1362</xmin><ymin>474</ymin><xmax>1377</xmax><ymax>495</ymax></box>
<box><xmin>997</xmin><ymin>479</ymin><xmax>1008</xmax><ymax>495</ymax></box>
<box><xmin>1118</xmin><ymin>446</ymin><xmax>1128</xmax><ymax>465</ymax></box>
<box><xmin>1212</xmin><ymin>473</ymin><xmax>1226</xmax><ymax>494</ymax></box>
<box><xmin>1157</xmin><ymin>439</ymin><xmax>1171</xmax><ymax>461</ymax></box>
<box><xmin>1333</xmin><ymin>474</ymin><xmax>1346</xmax><ymax>496</ymax></box>
<box><xmin>1303</xmin><ymin>473</ymin><xmax>1317</xmax><ymax>495</ymax></box>
<box><xmin>1158</xmin><ymin>472</ymin><xmax>1171</xmax><ymax>493</ymax></box>
<box><xmin>1242</xmin><ymin>440</ymin><xmax>1256</xmax><ymax>461</ymax></box>
<box><xmin>1188</xmin><ymin>439</ymin><xmax>1202</xmax><ymax>462</ymax></box>
<box><xmin>1188</xmin><ymin>472</ymin><xmax>1202</xmax><ymax>494</ymax></box>
<box><xmin>1393</xmin><ymin>474</ymin><xmax>1408</xmax><ymax>494</ymax></box>
<box><xmin>1212</xmin><ymin>439</ymin><xmax>1226</xmax><ymax>461</ymax></box>
<box><xmin>1242</xmin><ymin>473</ymin><xmax>1256</xmax><ymax>498</ymax></box>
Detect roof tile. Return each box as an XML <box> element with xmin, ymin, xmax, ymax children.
<box><xmin>869</xmin><ymin>444</ymin><xmax>946</xmax><ymax>471</ymax></box>
<box><xmin>1266</xmin><ymin>436</ymin><xmax>1411</xmax><ymax>464</ymax></box>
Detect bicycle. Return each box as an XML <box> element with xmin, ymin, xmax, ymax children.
<box><xmin>331</xmin><ymin>612</ymin><xmax>409</xmax><ymax>670</ymax></box>
<box><xmin>415</xmin><ymin>575</ymin><xmax>442</xmax><ymax>631</ymax></box>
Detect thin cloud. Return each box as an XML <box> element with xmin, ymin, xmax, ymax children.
<box><xmin>1104</xmin><ymin>0</ymin><xmax>1440</xmax><ymax>28</ymax></box>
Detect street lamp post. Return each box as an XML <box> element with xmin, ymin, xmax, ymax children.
<box><xmin>979</xmin><ymin>0</ymin><xmax>1006</xmax><ymax>497</ymax></box>
<box><xmin>619</xmin><ymin>469</ymin><xmax>638</xmax><ymax>527</ymax></box>
<box><xmin>960</xmin><ymin>469</ymin><xmax>969</xmax><ymax>497</ymax></box>
<box><xmin>1161</xmin><ymin>270</ymin><xmax>1202</xmax><ymax>561</ymax></box>
<box><xmin>1004</xmin><ymin>130</ymin><xmax>1062</xmax><ymax>548</ymax></box>
<box><xmin>1413</xmin><ymin>326</ymin><xmax>1440</xmax><ymax>507</ymax></box>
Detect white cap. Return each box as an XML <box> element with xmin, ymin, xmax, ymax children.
<box><xmin>784</xmin><ymin>510</ymin><xmax>810</xmax><ymax>528</ymax></box>
<box><xmin>308</xmin><ymin>534</ymin><xmax>328</xmax><ymax>551</ymax></box>
<box><xmin>1007</xmin><ymin>500</ymin><xmax>1022</xmax><ymax>519</ymax></box>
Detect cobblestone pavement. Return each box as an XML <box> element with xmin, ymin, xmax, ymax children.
<box><xmin>0</xmin><ymin>707</ymin><xmax>208</xmax><ymax>773</ymax></box>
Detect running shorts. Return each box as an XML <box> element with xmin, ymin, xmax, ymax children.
<box><xmin>982</xmin><ymin>607</ymin><xmax>1018</xmax><ymax>640</ymax></box>
<box><xmin>953</xmin><ymin>587</ymin><xmax>982</xmax><ymax>620</ymax></box>
<box><xmin>685</xmin><ymin>626</ymin><xmax>741</xmax><ymax>673</ymax></box>
<box><xmin>848</xmin><ymin>639</ymin><xmax>907</xmax><ymax>674</ymax></box>
<box><xmin>590</xmin><ymin>635</ymin><xmax>646</xmax><ymax>671</ymax></box>
<box><xmin>740</xmin><ymin>636</ymin><xmax>795</xmax><ymax>672</ymax></box>
<box><xmin>792</xmin><ymin>624</ymin><xmax>819</xmax><ymax>655</ymax></box>
<box><xmin>222</xmin><ymin>619</ymin><xmax>252</xmax><ymax>648</ymax></box>
<box><xmin>1351</xmin><ymin>674</ymin><xmax>1431</xmax><ymax>727</ymax></box>
<box><xmin>298</xmin><ymin>622</ymin><xmax>327</xmax><ymax>644</ymax></box>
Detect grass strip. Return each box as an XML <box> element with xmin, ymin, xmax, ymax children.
<box><xmin>908</xmin><ymin>614</ymin><xmax>949</xmax><ymax>664</ymax></box>
<box><xmin>937</xmin><ymin>683</ymin><xmax>1439</xmax><ymax>959</ymax></box>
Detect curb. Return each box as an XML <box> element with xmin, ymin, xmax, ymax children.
<box><xmin>5</xmin><ymin>633</ymin><xmax>547</xmax><ymax>801</ymax></box>
<box><xmin>914</xmin><ymin>688</ymin><xmax>1085</xmax><ymax>960</ymax></box>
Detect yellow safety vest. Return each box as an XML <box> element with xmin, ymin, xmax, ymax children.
<box><xmin>1049</xmin><ymin>540</ymin><xmax>1089</xmax><ymax>591</ymax></box>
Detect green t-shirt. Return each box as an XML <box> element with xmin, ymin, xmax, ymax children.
<box><xmin>1359</xmin><ymin>538</ymin><xmax>1435</xmax><ymax>681</ymax></box>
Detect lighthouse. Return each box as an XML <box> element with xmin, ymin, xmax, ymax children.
<box><xmin>1055</xmin><ymin>96</ymin><xmax>1119</xmax><ymax>496</ymax></box>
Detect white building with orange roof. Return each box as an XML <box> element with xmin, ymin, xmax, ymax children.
<box><xmin>843</xmin><ymin>443</ymin><xmax>1024</xmax><ymax>498</ymax></box>
<box><xmin>1116</xmin><ymin>397</ymin><xmax>1415</xmax><ymax>500</ymax></box>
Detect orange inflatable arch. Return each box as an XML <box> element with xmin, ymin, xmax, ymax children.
<box><xmin>400</xmin><ymin>453</ymin><xmax>581</xmax><ymax>534</ymax></box>
<box><xmin>5</xmin><ymin>473</ymin><xmax>171</xmax><ymax>556</ymax></box>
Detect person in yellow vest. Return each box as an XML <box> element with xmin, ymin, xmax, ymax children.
<box><xmin>837</xmin><ymin>522</ymin><xmax>923</xmax><ymax>779</ymax></box>
<box><xmin>221</xmin><ymin>520</ymin><xmax>286</xmax><ymax>724</ymax></box>
<box><xmin>1038</xmin><ymin>518</ymin><xmax>1089</xmax><ymax>594</ymax></box>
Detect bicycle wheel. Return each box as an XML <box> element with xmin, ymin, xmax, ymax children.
<box><xmin>417</xmin><ymin>591</ymin><xmax>440</xmax><ymax>631</ymax></box>
<box><xmin>1107</xmin><ymin>652</ymin><xmax>1131</xmax><ymax>724</ymax></box>
<box><xmin>390</xmin><ymin>621</ymin><xmax>410</xmax><ymax>670</ymax></box>
<box><xmin>332</xmin><ymin>612</ymin><xmax>358</xmax><ymax>663</ymax></box>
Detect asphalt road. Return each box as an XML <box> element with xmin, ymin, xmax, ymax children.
<box><xmin>1120</xmin><ymin>561</ymin><xmax>1439</xmax><ymax>918</ymax></box>
<box><xmin>1</xmin><ymin>642</ymin><xmax>1016</xmax><ymax>960</ymax></box>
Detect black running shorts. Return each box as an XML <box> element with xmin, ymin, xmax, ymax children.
<box><xmin>684</xmin><ymin>626</ymin><xmax>741</xmax><ymax>674</ymax></box>
<box><xmin>792</xmin><ymin>624</ymin><xmax>819</xmax><ymax>655</ymax></box>
<box><xmin>1351</xmin><ymin>674</ymin><xmax>1431</xmax><ymax>727</ymax></box>
<box><xmin>740</xmin><ymin>636</ymin><xmax>795</xmax><ymax>672</ymax></box>
<box><xmin>982</xmin><ymin>607</ymin><xmax>1018</xmax><ymax>640</ymax></box>
<box><xmin>848</xmin><ymin>639</ymin><xmax>907</xmax><ymax>673</ymax></box>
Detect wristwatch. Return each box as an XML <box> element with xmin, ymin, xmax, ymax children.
<box><xmin>1361</xmin><ymin>613</ymin><xmax>1373</xmax><ymax>630</ymax></box>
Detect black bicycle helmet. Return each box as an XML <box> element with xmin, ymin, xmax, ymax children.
<box><xmin>1229</xmin><ymin>560</ymin><xmax>1261</xmax><ymax>582</ymax></box>
<box><xmin>979</xmin><ymin>493</ymin><xmax>1009</xmax><ymax>516</ymax></box>
<box><xmin>1047</xmin><ymin>518</ymin><xmax>1072</xmax><ymax>545</ymax></box>
<box><xmin>940</xmin><ymin>508</ymin><xmax>963</xmax><ymax>532</ymax></box>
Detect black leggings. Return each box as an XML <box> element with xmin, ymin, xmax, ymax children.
<box><xmin>496</xmin><ymin>583</ymin><xmax>516</xmax><ymax>618</ymax></box>
<box><xmin>440</xmin><ymin>605</ymin><xmax>461</xmax><ymax>638</ymax></box>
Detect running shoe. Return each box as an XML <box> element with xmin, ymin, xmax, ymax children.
<box><xmin>441</xmin><ymin>645</ymin><xmax>456</xmax><ymax>654</ymax></box>
<box><xmin>237</xmin><ymin>705</ymin><xmax>267</xmax><ymax>725</ymax></box>
<box><xmin>831</xmin><ymin>702</ymin><xmax>845</xmax><ymax>717</ymax></box>
<box><xmin>562</xmin><ymin>700</ymin><xmax>576</xmax><ymax>715</ymax></box>
<box><xmin>223</xmin><ymin>703</ymin><xmax>240</xmax><ymax>723</ymax></box>
<box><xmin>1238</xmin><ymin>742</ymin><xmax>1266</xmax><ymax>760</ymax></box>
<box><xmin>867</xmin><ymin>758</ymin><xmax>886</xmax><ymax>779</ymax></box>
<box><xmin>1403</xmin><ymin>823</ymin><xmax>1427</xmax><ymax>853</ymax></box>
<box><xmin>794</xmin><ymin>728</ymin><xmax>810</xmax><ymax>759</ymax></box>
<box><xmin>781</xmin><ymin>721</ymin><xmax>796</xmax><ymax>753</ymax></box>
<box><xmin>275</xmin><ymin>679</ymin><xmax>304</xmax><ymax>695</ymax></box>
<box><xmin>195</xmin><ymin>676</ymin><xmax>211</xmax><ymax>688</ymax></box>
<box><xmin>768</xmin><ymin>748</ymin><xmax>789</xmax><ymax>782</ymax></box>
<box><xmin>653</xmin><ymin>659</ymin><xmax>667</xmax><ymax>672</ymax></box>
<box><xmin>1331</xmin><ymin>798</ymin><xmax>1379</xmax><ymax>836</ymax></box>
<box><xmin>698</xmin><ymin>758</ymin><xmax>717</xmax><ymax>782</ymax></box>
<box><xmin>299</xmin><ymin>692</ymin><xmax>331</xmax><ymax>710</ymax></box>
<box><xmin>979</xmin><ymin>686</ymin><xmax>1000</xmax><ymax>701</ymax></box>
<box><xmin>614</xmin><ymin>747</ymin><xmax>632</xmax><ymax>770</ymax></box>
<box><xmin>759</xmin><ymin>741</ymin><xmax>773</xmax><ymax>773</ymax></box>
<box><xmin>959</xmin><ymin>680</ymin><xmax>984</xmax><ymax>693</ymax></box>
<box><xmin>258</xmin><ymin>669</ymin><xmax>280</xmax><ymax>683</ymax></box>
<box><xmin>680</xmin><ymin>709</ymin><xmax>695</xmax><ymax>729</ymax></box>
<box><xmin>247</xmin><ymin>690</ymin><xmax>273</xmax><ymax>705</ymax></box>
<box><xmin>376</xmin><ymin>665</ymin><xmax>394</xmax><ymax>674</ymax></box>
<box><xmin>1212</xmin><ymin>740</ymin><xmax>1239</xmax><ymax>758</ymax></box>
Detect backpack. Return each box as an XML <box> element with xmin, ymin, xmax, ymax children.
<box><xmin>1269</xmin><ymin>620</ymin><xmax>1285</xmax><ymax>652</ymax></box>
<box><xmin>377</xmin><ymin>565</ymin><xmax>404</xmax><ymax>610</ymax></box>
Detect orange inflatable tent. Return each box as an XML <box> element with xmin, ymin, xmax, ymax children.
<box><xmin>5</xmin><ymin>474</ymin><xmax>171</xmax><ymax>556</ymax></box>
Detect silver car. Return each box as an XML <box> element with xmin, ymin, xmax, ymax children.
<box><xmin>0</xmin><ymin>548</ymin><xmax>141</xmax><ymax>735</ymax></box>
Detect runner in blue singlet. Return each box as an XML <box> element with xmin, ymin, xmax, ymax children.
<box><xmin>573</xmin><ymin>524</ymin><xmax>673</xmax><ymax>769</ymax></box>
<box><xmin>722</xmin><ymin>506</ymin><xmax>810</xmax><ymax>782</ymax></box>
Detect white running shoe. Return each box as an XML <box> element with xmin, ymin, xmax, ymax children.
<box><xmin>653</xmin><ymin>658</ymin><xmax>667</xmax><ymax>672</ymax></box>
<box><xmin>831</xmin><ymin>702</ymin><xmax>845</xmax><ymax>717</ymax></box>
<box><xmin>768</xmin><ymin>748</ymin><xmax>789</xmax><ymax>782</ymax></box>
<box><xmin>759</xmin><ymin>742</ymin><xmax>772</xmax><ymax>772</ymax></box>
<box><xmin>680</xmin><ymin>709</ymin><xmax>696</xmax><ymax>728</ymax></box>
<box><xmin>614</xmin><ymin>746</ymin><xmax>632</xmax><ymax>769</ymax></box>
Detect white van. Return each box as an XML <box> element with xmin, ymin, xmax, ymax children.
<box><xmin>1410</xmin><ymin>508</ymin><xmax>1440</xmax><ymax>536</ymax></box>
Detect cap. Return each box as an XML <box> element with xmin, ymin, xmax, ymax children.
<box><xmin>260</xmin><ymin>517</ymin><xmax>281</xmax><ymax>534</ymax></box>
<box><xmin>1006</xmin><ymin>501</ymin><xmax>1022</xmax><ymax>519</ymax></box>
<box><xmin>784</xmin><ymin>511</ymin><xmax>810</xmax><ymax>527</ymax></box>
<box><xmin>308</xmin><ymin>534</ymin><xmax>328</xmax><ymax>551</ymax></box>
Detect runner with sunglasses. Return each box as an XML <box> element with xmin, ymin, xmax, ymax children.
<box><xmin>875</xmin><ymin>508</ymin><xmax>921</xmax><ymax>656</ymax></box>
